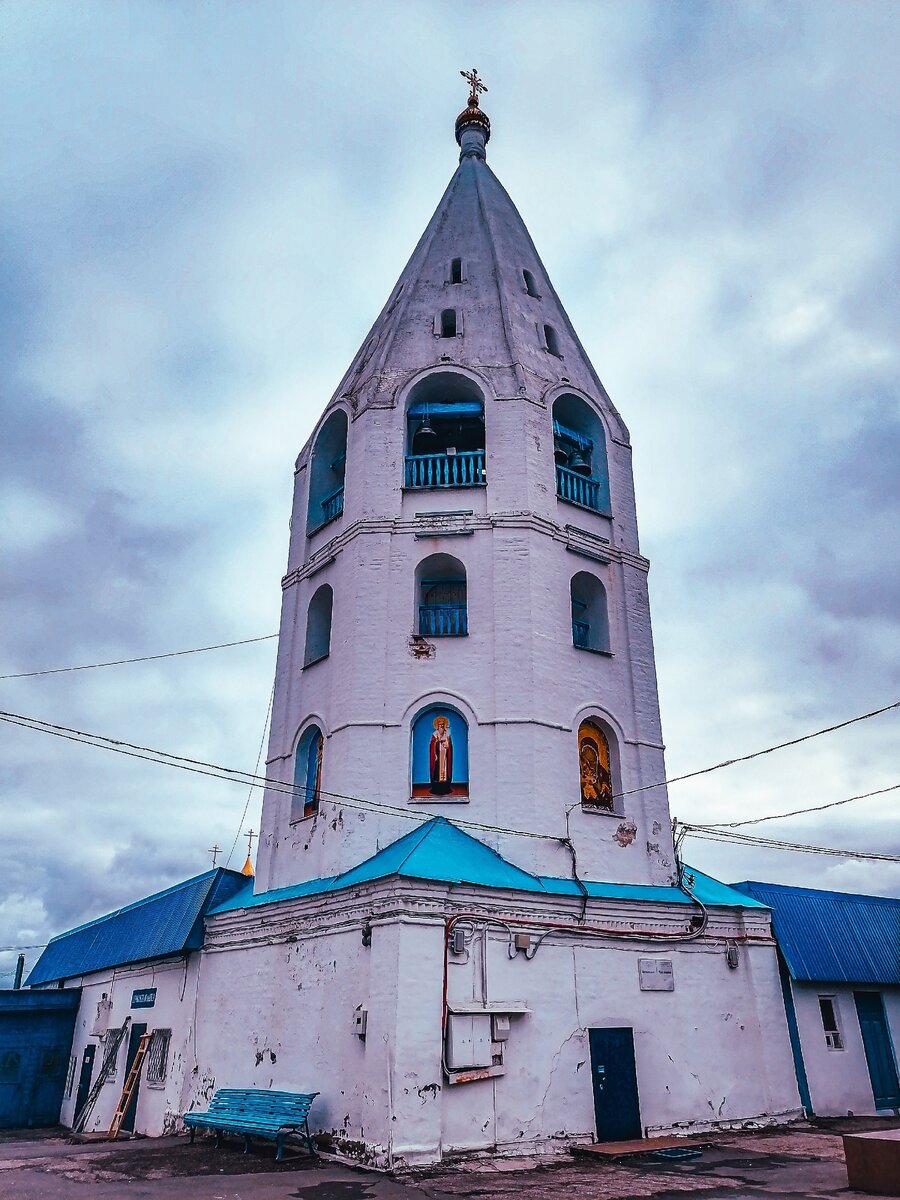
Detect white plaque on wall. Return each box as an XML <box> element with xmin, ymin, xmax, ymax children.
<box><xmin>639</xmin><ymin>958</ymin><xmax>674</xmax><ymax>991</ymax></box>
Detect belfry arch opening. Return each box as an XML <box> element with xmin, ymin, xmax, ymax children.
<box><xmin>404</xmin><ymin>372</ymin><xmax>486</xmax><ymax>490</ymax></box>
<box><xmin>570</xmin><ymin>572</ymin><xmax>610</xmax><ymax>653</ymax></box>
<box><xmin>307</xmin><ymin>410</ymin><xmax>347</xmax><ymax>536</ymax></box>
<box><xmin>415</xmin><ymin>553</ymin><xmax>467</xmax><ymax>637</ymax></box>
<box><xmin>552</xmin><ymin>394</ymin><xmax>611</xmax><ymax>516</ymax></box>
<box><xmin>293</xmin><ymin>725</ymin><xmax>324</xmax><ymax>820</ymax></box>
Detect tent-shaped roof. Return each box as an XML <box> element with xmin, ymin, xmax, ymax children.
<box><xmin>731</xmin><ymin>880</ymin><xmax>900</xmax><ymax>985</ymax></box>
<box><xmin>212</xmin><ymin>817</ymin><xmax>765</xmax><ymax>914</ymax></box>
<box><xmin>27</xmin><ymin>868</ymin><xmax>246</xmax><ymax>986</ymax></box>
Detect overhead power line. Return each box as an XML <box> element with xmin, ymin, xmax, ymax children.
<box><xmin>701</xmin><ymin>782</ymin><xmax>900</xmax><ymax>829</ymax></box>
<box><xmin>0</xmin><ymin>705</ymin><xmax>898</xmax><ymax>861</ymax></box>
<box><xmin>0</xmin><ymin>635</ymin><xmax>278</xmax><ymax>681</ymax></box>
<box><xmin>678</xmin><ymin>822</ymin><xmax>900</xmax><ymax>863</ymax></box>
<box><xmin>611</xmin><ymin>699</ymin><xmax>899</xmax><ymax>802</ymax></box>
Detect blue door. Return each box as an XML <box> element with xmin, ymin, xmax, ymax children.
<box><xmin>854</xmin><ymin>992</ymin><xmax>900</xmax><ymax>1109</ymax></box>
<box><xmin>119</xmin><ymin>1023</ymin><xmax>147</xmax><ymax>1133</ymax></box>
<box><xmin>588</xmin><ymin>1027</ymin><xmax>642</xmax><ymax>1142</ymax></box>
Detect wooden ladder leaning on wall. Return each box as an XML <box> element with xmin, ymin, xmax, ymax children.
<box><xmin>108</xmin><ymin>1032</ymin><xmax>153</xmax><ymax>1139</ymax></box>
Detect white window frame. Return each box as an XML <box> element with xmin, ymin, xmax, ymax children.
<box><xmin>818</xmin><ymin>994</ymin><xmax>845</xmax><ymax>1051</ymax></box>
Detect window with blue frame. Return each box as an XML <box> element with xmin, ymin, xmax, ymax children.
<box><xmin>304</xmin><ymin>584</ymin><xmax>333</xmax><ymax>666</ymax></box>
<box><xmin>293</xmin><ymin>725</ymin><xmax>324</xmax><ymax>819</ymax></box>
<box><xmin>306</xmin><ymin>410</ymin><xmax>347</xmax><ymax>536</ymax></box>
<box><xmin>552</xmin><ymin>394</ymin><xmax>611</xmax><ymax>517</ymax></box>
<box><xmin>416</xmin><ymin>553</ymin><xmax>467</xmax><ymax>637</ymax></box>
<box><xmin>411</xmin><ymin>705</ymin><xmax>469</xmax><ymax>798</ymax></box>
<box><xmin>570</xmin><ymin>572</ymin><xmax>610</xmax><ymax>653</ymax></box>
<box><xmin>405</xmin><ymin>371</ymin><xmax>486</xmax><ymax>490</ymax></box>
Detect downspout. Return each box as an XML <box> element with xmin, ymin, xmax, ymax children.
<box><xmin>777</xmin><ymin>952</ymin><xmax>813</xmax><ymax>1116</ymax></box>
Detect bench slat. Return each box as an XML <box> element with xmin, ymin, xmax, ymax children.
<box><xmin>183</xmin><ymin>1089</ymin><xmax>318</xmax><ymax>1161</ymax></box>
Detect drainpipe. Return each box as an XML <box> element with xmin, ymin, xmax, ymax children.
<box><xmin>13</xmin><ymin>955</ymin><xmax>25</xmax><ymax>990</ymax></box>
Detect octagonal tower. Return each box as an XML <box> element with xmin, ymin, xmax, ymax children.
<box><xmin>256</xmin><ymin>89</ymin><xmax>676</xmax><ymax>892</ymax></box>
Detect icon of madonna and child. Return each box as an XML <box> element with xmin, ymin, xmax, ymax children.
<box><xmin>411</xmin><ymin>708</ymin><xmax>469</xmax><ymax>799</ymax></box>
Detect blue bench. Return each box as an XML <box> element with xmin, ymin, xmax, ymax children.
<box><xmin>183</xmin><ymin>1088</ymin><xmax>318</xmax><ymax>1161</ymax></box>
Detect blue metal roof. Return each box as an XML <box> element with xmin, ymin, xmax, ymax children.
<box><xmin>731</xmin><ymin>881</ymin><xmax>900</xmax><ymax>985</ymax></box>
<box><xmin>212</xmin><ymin>817</ymin><xmax>765</xmax><ymax>915</ymax></box>
<box><xmin>27</xmin><ymin>868</ymin><xmax>246</xmax><ymax>986</ymax></box>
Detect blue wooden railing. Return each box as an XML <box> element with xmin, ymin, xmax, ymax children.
<box><xmin>556</xmin><ymin>465</ymin><xmax>606</xmax><ymax>514</ymax></box>
<box><xmin>309</xmin><ymin>485</ymin><xmax>344</xmax><ymax>534</ymax></box>
<box><xmin>572</xmin><ymin>620</ymin><xmax>590</xmax><ymax>649</ymax></box>
<box><xmin>419</xmin><ymin>604</ymin><xmax>468</xmax><ymax>637</ymax></box>
<box><xmin>405</xmin><ymin>451</ymin><xmax>485</xmax><ymax>489</ymax></box>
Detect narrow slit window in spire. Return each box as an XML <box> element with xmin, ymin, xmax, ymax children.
<box><xmin>440</xmin><ymin>309</ymin><xmax>458</xmax><ymax>338</ymax></box>
<box><xmin>523</xmin><ymin>269</ymin><xmax>540</xmax><ymax>297</ymax></box>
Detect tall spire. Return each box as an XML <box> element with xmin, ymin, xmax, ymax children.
<box><xmin>455</xmin><ymin>67</ymin><xmax>490</xmax><ymax>160</ymax></box>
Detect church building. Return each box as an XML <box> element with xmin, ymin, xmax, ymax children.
<box><xmin>29</xmin><ymin>78</ymin><xmax>802</xmax><ymax>1165</ymax></box>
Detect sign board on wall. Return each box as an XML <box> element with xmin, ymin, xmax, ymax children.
<box><xmin>131</xmin><ymin>988</ymin><xmax>157</xmax><ymax>1009</ymax></box>
<box><xmin>638</xmin><ymin>959</ymin><xmax>674</xmax><ymax>991</ymax></box>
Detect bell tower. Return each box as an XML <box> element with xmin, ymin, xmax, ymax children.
<box><xmin>256</xmin><ymin>78</ymin><xmax>677</xmax><ymax>893</ymax></box>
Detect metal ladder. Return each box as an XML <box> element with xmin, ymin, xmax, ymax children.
<box><xmin>108</xmin><ymin>1031</ymin><xmax>152</xmax><ymax>1138</ymax></box>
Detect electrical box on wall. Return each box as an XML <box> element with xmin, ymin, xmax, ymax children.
<box><xmin>446</xmin><ymin>1013</ymin><xmax>492</xmax><ymax>1069</ymax></box>
<box><xmin>492</xmin><ymin>1014</ymin><xmax>510</xmax><ymax>1041</ymax></box>
<box><xmin>639</xmin><ymin>958</ymin><xmax>674</xmax><ymax>991</ymax></box>
<box><xmin>354</xmin><ymin>1007</ymin><xmax>368</xmax><ymax>1037</ymax></box>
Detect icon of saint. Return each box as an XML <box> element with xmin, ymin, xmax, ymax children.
<box><xmin>579</xmin><ymin>727</ymin><xmax>613</xmax><ymax>809</ymax></box>
<box><xmin>429</xmin><ymin>715</ymin><xmax>453</xmax><ymax>795</ymax></box>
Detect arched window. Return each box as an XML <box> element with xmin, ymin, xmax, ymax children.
<box><xmin>404</xmin><ymin>371</ymin><xmax>486</xmax><ymax>490</ymax></box>
<box><xmin>450</xmin><ymin>257</ymin><xmax>463</xmax><ymax>284</ymax></box>
<box><xmin>293</xmin><ymin>725</ymin><xmax>324</xmax><ymax>819</ymax></box>
<box><xmin>570</xmin><ymin>573</ymin><xmax>610</xmax><ymax>653</ymax></box>
<box><xmin>307</xmin><ymin>410</ymin><xmax>347</xmax><ymax>536</ymax></box>
<box><xmin>523</xmin><ymin>269</ymin><xmax>540</xmax><ymax>298</ymax></box>
<box><xmin>552</xmin><ymin>393</ymin><xmax>611</xmax><ymax>516</ymax></box>
<box><xmin>544</xmin><ymin>324</ymin><xmax>561</xmax><ymax>357</ymax></box>
<box><xmin>440</xmin><ymin>308</ymin><xmax>458</xmax><ymax>338</ymax></box>
<box><xmin>578</xmin><ymin>719</ymin><xmax>614</xmax><ymax>811</ymax></box>
<box><xmin>415</xmin><ymin>553</ymin><xmax>467</xmax><ymax>637</ymax></box>
<box><xmin>411</xmin><ymin>705</ymin><xmax>469</xmax><ymax>798</ymax></box>
<box><xmin>304</xmin><ymin>584</ymin><xmax>333</xmax><ymax>666</ymax></box>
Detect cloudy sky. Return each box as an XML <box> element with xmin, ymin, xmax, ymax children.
<box><xmin>2</xmin><ymin>1</ymin><xmax>898</xmax><ymax>980</ymax></box>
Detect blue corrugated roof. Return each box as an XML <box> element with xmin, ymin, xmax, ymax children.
<box><xmin>27</xmin><ymin>868</ymin><xmax>246</xmax><ymax>986</ymax></box>
<box><xmin>211</xmin><ymin>817</ymin><xmax>765</xmax><ymax>915</ymax></box>
<box><xmin>731</xmin><ymin>881</ymin><xmax>900</xmax><ymax>985</ymax></box>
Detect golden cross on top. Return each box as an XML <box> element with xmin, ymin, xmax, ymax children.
<box><xmin>460</xmin><ymin>68</ymin><xmax>487</xmax><ymax>106</ymax></box>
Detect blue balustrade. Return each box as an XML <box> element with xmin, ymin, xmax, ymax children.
<box><xmin>419</xmin><ymin>604</ymin><xmax>468</xmax><ymax>637</ymax></box>
<box><xmin>572</xmin><ymin>620</ymin><xmax>590</xmax><ymax>649</ymax></box>
<box><xmin>404</xmin><ymin>451</ymin><xmax>485</xmax><ymax>489</ymax></box>
<box><xmin>556</xmin><ymin>465</ymin><xmax>608</xmax><ymax>514</ymax></box>
<box><xmin>309</xmin><ymin>486</ymin><xmax>344</xmax><ymax>534</ymax></box>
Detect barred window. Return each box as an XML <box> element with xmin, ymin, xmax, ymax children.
<box><xmin>101</xmin><ymin>1031</ymin><xmax>120</xmax><ymax>1082</ymax></box>
<box><xmin>146</xmin><ymin>1029</ymin><xmax>171</xmax><ymax>1086</ymax></box>
<box><xmin>65</xmin><ymin>1054</ymin><xmax>77</xmax><ymax>1098</ymax></box>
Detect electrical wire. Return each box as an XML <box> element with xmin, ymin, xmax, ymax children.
<box><xmin>225</xmin><ymin>681</ymin><xmax>275</xmax><ymax>869</ymax></box>
<box><xmin>1</xmin><ymin>702</ymin><xmax>898</xmax><ymax>860</ymax></box>
<box><xmin>700</xmin><ymin>782</ymin><xmax>900</xmax><ymax>829</ymax></box>
<box><xmin>678</xmin><ymin>822</ymin><xmax>900</xmax><ymax>862</ymax></box>
<box><xmin>0</xmin><ymin>634</ymin><xmax>278</xmax><ymax>681</ymax></box>
<box><xmin>610</xmin><ymin>699</ymin><xmax>899</xmax><ymax>802</ymax></box>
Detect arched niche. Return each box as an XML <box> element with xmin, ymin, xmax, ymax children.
<box><xmin>404</xmin><ymin>371</ymin><xmax>486</xmax><ymax>490</ymax></box>
<box><xmin>410</xmin><ymin>703</ymin><xmax>469</xmax><ymax>799</ymax></box>
<box><xmin>570</xmin><ymin>572</ymin><xmax>610</xmax><ymax>653</ymax></box>
<box><xmin>307</xmin><ymin>410</ymin><xmax>348</xmax><ymax>536</ymax></box>
<box><xmin>304</xmin><ymin>584</ymin><xmax>333</xmax><ymax>666</ymax></box>
<box><xmin>577</xmin><ymin>718</ymin><xmax>616</xmax><ymax>812</ymax></box>
<box><xmin>415</xmin><ymin>553</ymin><xmax>467</xmax><ymax>638</ymax></box>
<box><xmin>552</xmin><ymin>394</ymin><xmax>611</xmax><ymax>516</ymax></box>
<box><xmin>293</xmin><ymin>725</ymin><xmax>324</xmax><ymax>820</ymax></box>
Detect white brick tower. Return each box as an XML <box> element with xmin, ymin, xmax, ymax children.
<box><xmin>256</xmin><ymin>79</ymin><xmax>677</xmax><ymax>892</ymax></box>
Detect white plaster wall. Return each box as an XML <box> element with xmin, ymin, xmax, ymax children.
<box><xmin>192</xmin><ymin>884</ymin><xmax>799</xmax><ymax>1167</ymax></box>
<box><xmin>439</xmin><ymin>927</ymin><xmax>800</xmax><ymax>1155</ymax></box>
<box><xmin>59</xmin><ymin>957</ymin><xmax>200</xmax><ymax>1136</ymax></box>
<box><xmin>792</xmin><ymin>982</ymin><xmax>900</xmax><ymax>1116</ymax></box>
